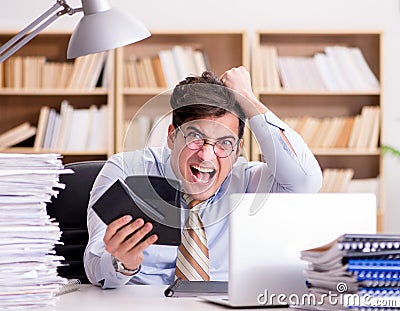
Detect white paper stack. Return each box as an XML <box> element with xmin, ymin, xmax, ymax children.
<box><xmin>0</xmin><ymin>153</ymin><xmax>73</xmax><ymax>310</ymax></box>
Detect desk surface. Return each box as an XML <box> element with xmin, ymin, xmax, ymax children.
<box><xmin>55</xmin><ymin>284</ymin><xmax>287</xmax><ymax>310</ymax></box>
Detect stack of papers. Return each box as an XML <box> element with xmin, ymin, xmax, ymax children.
<box><xmin>0</xmin><ymin>153</ymin><xmax>73</xmax><ymax>310</ymax></box>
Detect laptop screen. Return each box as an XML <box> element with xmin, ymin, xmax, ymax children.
<box><xmin>227</xmin><ymin>192</ymin><xmax>377</xmax><ymax>307</ymax></box>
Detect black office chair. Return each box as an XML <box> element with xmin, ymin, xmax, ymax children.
<box><xmin>46</xmin><ymin>160</ymin><xmax>106</xmax><ymax>283</ymax></box>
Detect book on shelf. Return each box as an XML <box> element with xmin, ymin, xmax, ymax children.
<box><xmin>42</xmin><ymin>62</ymin><xmax>55</xmax><ymax>89</ymax></box>
<box><xmin>50</xmin><ymin>112</ymin><xmax>62</xmax><ymax>151</ymax></box>
<box><xmin>65</xmin><ymin>108</ymin><xmax>92</xmax><ymax>151</ymax></box>
<box><xmin>322</xmin><ymin>117</ymin><xmax>345</xmax><ymax>149</ymax></box>
<box><xmin>277</xmin><ymin>56</ymin><xmax>295</xmax><ymax>90</ymax></box>
<box><xmin>100</xmin><ymin>52</ymin><xmax>112</xmax><ymax>88</ymax></box>
<box><xmin>34</xmin><ymin>106</ymin><xmax>50</xmax><ymax>150</ymax></box>
<box><xmin>136</xmin><ymin>57</ymin><xmax>151</xmax><ymax>88</ymax></box>
<box><xmin>193</xmin><ymin>50</ymin><xmax>208</xmax><ymax>76</ymax></box>
<box><xmin>355</xmin><ymin>106</ymin><xmax>373</xmax><ymax>150</ymax></box>
<box><xmin>158</xmin><ymin>49</ymin><xmax>179</xmax><ymax>88</ymax></box>
<box><xmin>21</xmin><ymin>56</ymin><xmax>45</xmax><ymax>89</ymax></box>
<box><xmin>170</xmin><ymin>45</ymin><xmax>188</xmax><ymax>82</ymax></box>
<box><xmin>0</xmin><ymin>122</ymin><xmax>37</xmax><ymax>149</ymax></box>
<box><xmin>86</xmin><ymin>51</ymin><xmax>108</xmax><ymax>90</ymax></box>
<box><xmin>350</xmin><ymin>47</ymin><xmax>380</xmax><ymax>91</ymax></box>
<box><xmin>313</xmin><ymin>52</ymin><xmax>336</xmax><ymax>91</ymax></box>
<box><xmin>86</xmin><ymin>105</ymin><xmax>108</xmax><ymax>151</ymax></box>
<box><xmin>334</xmin><ymin>117</ymin><xmax>355</xmax><ymax>148</ymax></box>
<box><xmin>151</xmin><ymin>56</ymin><xmax>167</xmax><ymax>88</ymax></box>
<box><xmin>303</xmin><ymin>118</ymin><xmax>321</xmax><ymax>146</ymax></box>
<box><xmin>311</xmin><ymin>118</ymin><xmax>331</xmax><ymax>148</ymax></box>
<box><xmin>142</xmin><ymin>57</ymin><xmax>157</xmax><ymax>88</ymax></box>
<box><xmin>4</xmin><ymin>56</ymin><xmax>22</xmax><ymax>88</ymax></box>
<box><xmin>42</xmin><ymin>61</ymin><xmax>74</xmax><ymax>89</ymax></box>
<box><xmin>368</xmin><ymin>106</ymin><xmax>381</xmax><ymax>151</ymax></box>
<box><xmin>42</xmin><ymin>108</ymin><xmax>57</xmax><ymax>149</ymax></box>
<box><xmin>325</xmin><ymin>46</ymin><xmax>368</xmax><ymax>91</ymax></box>
<box><xmin>124</xmin><ymin>56</ymin><xmax>140</xmax><ymax>88</ymax></box>
<box><xmin>171</xmin><ymin>45</ymin><xmax>199</xmax><ymax>82</ymax></box>
<box><xmin>67</xmin><ymin>55</ymin><xmax>87</xmax><ymax>89</ymax></box>
<box><xmin>258</xmin><ymin>45</ymin><xmax>281</xmax><ymax>91</ymax></box>
<box><xmin>278</xmin><ymin>56</ymin><xmax>326</xmax><ymax>91</ymax></box>
<box><xmin>53</xmin><ymin>100</ymin><xmax>74</xmax><ymax>150</ymax></box>
<box><xmin>352</xmin><ymin>105</ymin><xmax>380</xmax><ymax>151</ymax></box>
<box><xmin>320</xmin><ymin>168</ymin><xmax>354</xmax><ymax>193</ymax></box>
<box><xmin>66</xmin><ymin>52</ymin><xmax>108</xmax><ymax>89</ymax></box>
<box><xmin>323</xmin><ymin>47</ymin><xmax>350</xmax><ymax>91</ymax></box>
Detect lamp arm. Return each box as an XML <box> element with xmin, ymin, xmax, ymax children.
<box><xmin>0</xmin><ymin>0</ymin><xmax>83</xmax><ymax>63</ymax></box>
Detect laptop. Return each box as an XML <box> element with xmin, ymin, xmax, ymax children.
<box><xmin>201</xmin><ymin>192</ymin><xmax>377</xmax><ymax>308</ymax></box>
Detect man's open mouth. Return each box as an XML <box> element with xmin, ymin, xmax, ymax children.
<box><xmin>190</xmin><ymin>164</ymin><xmax>216</xmax><ymax>183</ymax></box>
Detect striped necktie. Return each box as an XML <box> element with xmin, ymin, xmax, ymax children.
<box><xmin>175</xmin><ymin>194</ymin><xmax>210</xmax><ymax>281</ymax></box>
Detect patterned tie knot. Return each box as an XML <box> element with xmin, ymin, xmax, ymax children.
<box><xmin>182</xmin><ymin>193</ymin><xmax>201</xmax><ymax>209</ymax></box>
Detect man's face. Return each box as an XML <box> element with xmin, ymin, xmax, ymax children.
<box><xmin>168</xmin><ymin>112</ymin><xmax>242</xmax><ymax>201</ymax></box>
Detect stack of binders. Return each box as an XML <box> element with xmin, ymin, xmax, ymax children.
<box><xmin>301</xmin><ymin>234</ymin><xmax>400</xmax><ymax>310</ymax></box>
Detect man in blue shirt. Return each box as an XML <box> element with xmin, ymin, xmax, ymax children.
<box><xmin>84</xmin><ymin>66</ymin><xmax>322</xmax><ymax>288</ymax></box>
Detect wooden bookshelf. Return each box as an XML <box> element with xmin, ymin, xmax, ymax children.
<box><xmin>0</xmin><ymin>29</ymin><xmax>385</xmax><ymax>229</ymax></box>
<box><xmin>0</xmin><ymin>31</ymin><xmax>115</xmax><ymax>163</ymax></box>
<box><xmin>114</xmin><ymin>30</ymin><xmax>249</xmax><ymax>154</ymax></box>
<box><xmin>252</xmin><ymin>30</ymin><xmax>383</xmax><ymax>230</ymax></box>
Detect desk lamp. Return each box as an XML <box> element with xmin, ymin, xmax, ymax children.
<box><xmin>0</xmin><ymin>0</ymin><xmax>150</xmax><ymax>63</ymax></box>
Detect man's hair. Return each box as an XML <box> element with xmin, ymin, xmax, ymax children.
<box><xmin>170</xmin><ymin>71</ymin><xmax>246</xmax><ymax>139</ymax></box>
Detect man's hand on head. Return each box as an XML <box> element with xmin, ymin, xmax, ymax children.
<box><xmin>220</xmin><ymin>66</ymin><xmax>268</xmax><ymax>119</ymax></box>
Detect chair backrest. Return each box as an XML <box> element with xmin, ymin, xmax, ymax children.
<box><xmin>46</xmin><ymin>160</ymin><xmax>105</xmax><ymax>283</ymax></box>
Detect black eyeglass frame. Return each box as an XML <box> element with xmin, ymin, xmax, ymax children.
<box><xmin>176</xmin><ymin>126</ymin><xmax>240</xmax><ymax>158</ymax></box>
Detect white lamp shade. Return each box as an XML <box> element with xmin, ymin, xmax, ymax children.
<box><xmin>67</xmin><ymin>7</ymin><xmax>150</xmax><ymax>59</ymax></box>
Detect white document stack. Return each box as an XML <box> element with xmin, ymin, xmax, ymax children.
<box><xmin>0</xmin><ymin>153</ymin><xmax>73</xmax><ymax>310</ymax></box>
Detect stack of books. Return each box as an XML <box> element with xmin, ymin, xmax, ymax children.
<box><xmin>34</xmin><ymin>100</ymin><xmax>108</xmax><ymax>152</ymax></box>
<box><xmin>0</xmin><ymin>153</ymin><xmax>73</xmax><ymax>309</ymax></box>
<box><xmin>0</xmin><ymin>122</ymin><xmax>37</xmax><ymax>150</ymax></box>
<box><xmin>258</xmin><ymin>45</ymin><xmax>380</xmax><ymax>92</ymax></box>
<box><xmin>124</xmin><ymin>45</ymin><xmax>209</xmax><ymax>89</ymax></box>
<box><xmin>1</xmin><ymin>52</ymin><xmax>109</xmax><ymax>90</ymax></box>
<box><xmin>282</xmin><ymin>105</ymin><xmax>380</xmax><ymax>151</ymax></box>
<box><xmin>301</xmin><ymin>234</ymin><xmax>400</xmax><ymax>309</ymax></box>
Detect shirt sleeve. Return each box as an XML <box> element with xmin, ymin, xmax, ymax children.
<box><xmin>84</xmin><ymin>154</ymin><xmax>134</xmax><ymax>289</ymax></box>
<box><xmin>248</xmin><ymin>111</ymin><xmax>322</xmax><ymax>193</ymax></box>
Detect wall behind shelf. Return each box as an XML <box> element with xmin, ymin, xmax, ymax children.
<box><xmin>1</xmin><ymin>0</ymin><xmax>400</xmax><ymax>233</ymax></box>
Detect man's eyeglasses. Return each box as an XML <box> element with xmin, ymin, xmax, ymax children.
<box><xmin>177</xmin><ymin>126</ymin><xmax>239</xmax><ymax>158</ymax></box>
